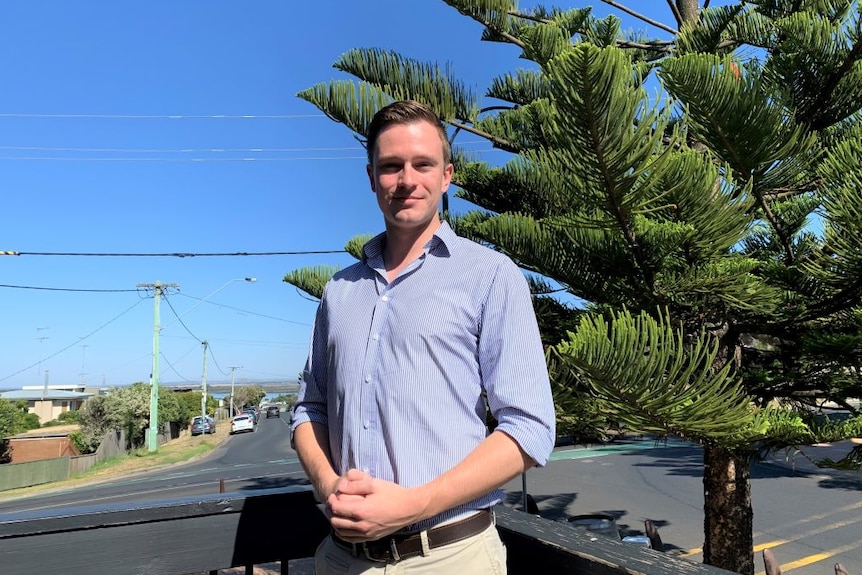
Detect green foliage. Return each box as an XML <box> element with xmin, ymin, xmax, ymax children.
<box><xmin>42</xmin><ymin>409</ymin><xmax>82</xmax><ymax>427</ymax></box>
<box><xmin>68</xmin><ymin>430</ymin><xmax>87</xmax><ymax>455</ymax></box>
<box><xmin>271</xmin><ymin>394</ymin><xmax>297</xmax><ymax>409</ymax></box>
<box><xmin>19</xmin><ymin>410</ymin><xmax>41</xmax><ymax>431</ymax></box>
<box><xmin>232</xmin><ymin>385</ymin><xmax>267</xmax><ymax>410</ymax></box>
<box><xmin>76</xmin><ymin>385</ymin><xmax>203</xmax><ymax>452</ymax></box>
<box><xmin>551</xmin><ymin>308</ymin><xmax>753</xmax><ymax>445</ymax></box>
<box><xmin>0</xmin><ymin>399</ymin><xmax>21</xmax><ymax>462</ymax></box>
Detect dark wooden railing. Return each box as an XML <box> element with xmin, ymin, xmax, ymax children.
<box><xmin>0</xmin><ymin>487</ymin><xmax>733</xmax><ymax>575</ymax></box>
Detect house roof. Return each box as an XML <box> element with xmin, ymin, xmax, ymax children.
<box><xmin>0</xmin><ymin>389</ymin><xmax>92</xmax><ymax>401</ymax></box>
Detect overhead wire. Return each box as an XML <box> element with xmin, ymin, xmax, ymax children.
<box><xmin>159</xmin><ymin>351</ymin><xmax>195</xmax><ymax>382</ymax></box>
<box><xmin>0</xmin><ymin>113</ymin><xmax>325</xmax><ymax>119</ymax></box>
<box><xmin>0</xmin><ymin>156</ymin><xmax>368</xmax><ymax>162</ymax></box>
<box><xmin>162</xmin><ymin>295</ymin><xmax>202</xmax><ymax>343</ymax></box>
<box><xmin>2</xmin><ymin>249</ymin><xmax>346</xmax><ymax>257</ymax></box>
<box><xmin>174</xmin><ymin>293</ymin><xmax>310</xmax><ymax>326</ymax></box>
<box><xmin>207</xmin><ymin>344</ymin><xmax>230</xmax><ymax>377</ymax></box>
<box><xmin>0</xmin><ymin>283</ymin><xmax>141</xmax><ymax>293</ymax></box>
<box><xmin>0</xmin><ymin>298</ymin><xmax>147</xmax><ymax>383</ymax></box>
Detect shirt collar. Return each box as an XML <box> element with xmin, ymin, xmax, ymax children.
<box><xmin>361</xmin><ymin>221</ymin><xmax>456</xmax><ymax>263</ymax></box>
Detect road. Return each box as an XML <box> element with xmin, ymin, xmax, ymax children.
<box><xmin>506</xmin><ymin>438</ymin><xmax>862</xmax><ymax>575</ymax></box>
<box><xmin>1</xmin><ymin>423</ymin><xmax>859</xmax><ymax>574</ymax></box>
<box><xmin>0</xmin><ymin>413</ymin><xmax>308</xmax><ymax>514</ymax></box>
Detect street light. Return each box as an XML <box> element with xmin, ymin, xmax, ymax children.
<box><xmin>166</xmin><ymin>277</ymin><xmax>257</xmax><ymax>328</ymax></box>
<box><xmin>191</xmin><ymin>278</ymin><xmax>256</xmax><ymax>434</ymax></box>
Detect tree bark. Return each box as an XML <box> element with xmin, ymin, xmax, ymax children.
<box><xmin>703</xmin><ymin>445</ymin><xmax>754</xmax><ymax>575</ymax></box>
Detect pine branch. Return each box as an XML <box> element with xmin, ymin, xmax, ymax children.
<box><xmin>810</xmin><ymin>39</ymin><xmax>862</xmax><ymax>131</ymax></box>
<box><xmin>600</xmin><ymin>0</ymin><xmax>678</xmax><ymax>35</ymax></box>
<box><xmin>756</xmin><ymin>194</ymin><xmax>796</xmax><ymax>264</ymax></box>
<box><xmin>448</xmin><ymin>118</ymin><xmax>520</xmax><ymax>153</ymax></box>
<box><xmin>666</xmin><ymin>0</ymin><xmax>683</xmax><ymax>27</ymax></box>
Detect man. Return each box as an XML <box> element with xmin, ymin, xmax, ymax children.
<box><xmin>292</xmin><ymin>100</ymin><xmax>555</xmax><ymax>574</ymax></box>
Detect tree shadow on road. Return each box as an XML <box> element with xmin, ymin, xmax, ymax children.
<box><xmin>237</xmin><ymin>476</ymin><xmax>311</xmax><ymax>491</ymax></box>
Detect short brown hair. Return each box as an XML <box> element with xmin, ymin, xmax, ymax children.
<box><xmin>366</xmin><ymin>100</ymin><xmax>451</xmax><ymax>165</ymax></box>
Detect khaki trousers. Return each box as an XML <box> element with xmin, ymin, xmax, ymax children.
<box><xmin>313</xmin><ymin>523</ymin><xmax>507</xmax><ymax>575</ymax></box>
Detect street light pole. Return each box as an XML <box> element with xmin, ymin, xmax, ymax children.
<box><xmin>165</xmin><ymin>277</ymin><xmax>257</xmax><ymax>328</ymax></box>
<box><xmin>200</xmin><ymin>340</ymin><xmax>209</xmax><ymax>429</ymax></box>
<box><xmin>228</xmin><ymin>366</ymin><xmax>242</xmax><ymax>418</ymax></box>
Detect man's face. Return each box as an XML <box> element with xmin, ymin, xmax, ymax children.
<box><xmin>367</xmin><ymin>121</ymin><xmax>453</xmax><ymax>234</ymax></box>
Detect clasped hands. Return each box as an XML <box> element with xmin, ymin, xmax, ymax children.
<box><xmin>326</xmin><ymin>468</ymin><xmax>426</xmax><ymax>542</ymax></box>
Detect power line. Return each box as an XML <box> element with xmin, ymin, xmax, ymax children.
<box><xmin>0</xmin><ymin>299</ymin><xmax>146</xmax><ymax>383</ymax></box>
<box><xmin>174</xmin><ymin>293</ymin><xmax>311</xmax><ymax>326</ymax></box>
<box><xmin>0</xmin><ymin>113</ymin><xmax>325</xmax><ymax>119</ymax></box>
<box><xmin>207</xmin><ymin>344</ymin><xmax>230</xmax><ymax>377</ymax></box>
<box><xmin>0</xmin><ymin>283</ymin><xmax>140</xmax><ymax>292</ymax></box>
<box><xmin>162</xmin><ymin>295</ymin><xmax>202</xmax><ymax>343</ymax></box>
<box><xmin>1</xmin><ymin>249</ymin><xmax>346</xmax><ymax>257</ymax></box>
<box><xmin>0</xmin><ymin>155</ymin><xmax>367</xmax><ymax>162</ymax></box>
<box><xmin>159</xmin><ymin>351</ymin><xmax>195</xmax><ymax>382</ymax></box>
<box><xmin>0</xmin><ymin>141</ymin><xmax>492</xmax><ymax>154</ymax></box>
<box><xmin>0</xmin><ymin>145</ymin><xmax>364</xmax><ymax>153</ymax></box>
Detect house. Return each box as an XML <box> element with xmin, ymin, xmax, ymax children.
<box><xmin>4</xmin><ymin>426</ymin><xmax>80</xmax><ymax>463</ymax></box>
<box><xmin>0</xmin><ymin>385</ymin><xmax>95</xmax><ymax>424</ymax></box>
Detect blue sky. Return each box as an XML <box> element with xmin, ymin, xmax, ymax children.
<box><xmin>0</xmin><ymin>1</ymin><xmax>674</xmax><ymax>390</ymax></box>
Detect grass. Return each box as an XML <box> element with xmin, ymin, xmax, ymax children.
<box><xmin>0</xmin><ymin>423</ymin><xmax>231</xmax><ymax>501</ymax></box>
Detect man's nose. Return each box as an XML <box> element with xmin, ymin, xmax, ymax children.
<box><xmin>398</xmin><ymin>165</ymin><xmax>417</xmax><ymax>187</ymax></box>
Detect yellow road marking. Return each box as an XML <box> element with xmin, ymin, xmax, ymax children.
<box><xmin>753</xmin><ymin>540</ymin><xmax>787</xmax><ymax>552</ymax></box>
<box><xmin>754</xmin><ymin>539</ymin><xmax>862</xmax><ymax>575</ymax></box>
<box><xmin>681</xmin><ymin>501</ymin><xmax>862</xmax><ymax>559</ymax></box>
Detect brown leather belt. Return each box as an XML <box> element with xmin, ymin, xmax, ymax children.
<box><xmin>332</xmin><ymin>509</ymin><xmax>492</xmax><ymax>563</ymax></box>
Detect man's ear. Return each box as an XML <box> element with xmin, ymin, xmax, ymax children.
<box><xmin>366</xmin><ymin>164</ymin><xmax>375</xmax><ymax>192</ymax></box>
<box><xmin>442</xmin><ymin>162</ymin><xmax>454</xmax><ymax>192</ymax></box>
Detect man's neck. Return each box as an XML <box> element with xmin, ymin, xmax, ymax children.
<box><xmin>383</xmin><ymin>218</ymin><xmax>441</xmax><ymax>280</ymax></box>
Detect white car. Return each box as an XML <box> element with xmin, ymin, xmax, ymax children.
<box><xmin>230</xmin><ymin>414</ymin><xmax>255</xmax><ymax>434</ymax></box>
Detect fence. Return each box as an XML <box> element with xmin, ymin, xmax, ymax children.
<box><xmin>0</xmin><ymin>486</ymin><xmax>735</xmax><ymax>575</ymax></box>
<box><xmin>0</xmin><ymin>425</ymin><xmax>176</xmax><ymax>492</ymax></box>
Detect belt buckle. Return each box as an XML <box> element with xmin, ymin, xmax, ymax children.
<box><xmin>359</xmin><ymin>539</ymin><xmax>400</xmax><ymax>563</ymax></box>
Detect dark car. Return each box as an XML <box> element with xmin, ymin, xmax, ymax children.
<box><xmin>190</xmin><ymin>416</ymin><xmax>216</xmax><ymax>436</ymax></box>
<box><xmin>243</xmin><ymin>407</ymin><xmax>260</xmax><ymax>424</ymax></box>
<box><xmin>265</xmin><ymin>405</ymin><xmax>280</xmax><ymax>418</ymax></box>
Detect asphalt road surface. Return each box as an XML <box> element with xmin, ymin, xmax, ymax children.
<box><xmin>2</xmin><ymin>422</ymin><xmax>859</xmax><ymax>574</ymax></box>
<box><xmin>504</xmin><ymin>437</ymin><xmax>862</xmax><ymax>575</ymax></box>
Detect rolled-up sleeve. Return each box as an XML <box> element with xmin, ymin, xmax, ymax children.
<box><xmin>479</xmin><ymin>260</ymin><xmax>556</xmax><ymax>466</ymax></box>
<box><xmin>291</xmin><ymin>292</ymin><xmax>331</xmax><ymax>438</ymax></box>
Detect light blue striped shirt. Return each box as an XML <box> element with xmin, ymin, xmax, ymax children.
<box><xmin>292</xmin><ymin>222</ymin><xmax>555</xmax><ymax>531</ymax></box>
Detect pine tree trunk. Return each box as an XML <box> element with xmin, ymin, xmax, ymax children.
<box><xmin>703</xmin><ymin>445</ymin><xmax>753</xmax><ymax>575</ymax></box>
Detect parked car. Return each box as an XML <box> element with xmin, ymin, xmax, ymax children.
<box><xmin>265</xmin><ymin>405</ymin><xmax>280</xmax><ymax>418</ymax></box>
<box><xmin>191</xmin><ymin>416</ymin><xmax>216</xmax><ymax>436</ymax></box>
<box><xmin>230</xmin><ymin>414</ymin><xmax>255</xmax><ymax>434</ymax></box>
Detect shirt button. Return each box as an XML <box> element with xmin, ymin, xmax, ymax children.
<box><xmin>362</xmin><ymin>467</ymin><xmax>369</xmax><ymax>474</ymax></box>
<box><xmin>381</xmin><ymin>295</ymin><xmax>389</xmax><ymax>302</ymax></box>
<box><xmin>372</xmin><ymin>334</ymin><xmax>379</xmax><ymax>341</ymax></box>
<box><xmin>363</xmin><ymin>421</ymin><xmax>370</xmax><ymax>429</ymax></box>
<box><xmin>364</xmin><ymin>375</ymin><xmax>371</xmax><ymax>382</ymax></box>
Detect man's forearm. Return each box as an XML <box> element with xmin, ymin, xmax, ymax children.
<box><xmin>415</xmin><ymin>430</ymin><xmax>534</xmax><ymax>520</ymax></box>
<box><xmin>293</xmin><ymin>421</ymin><xmax>340</xmax><ymax>501</ymax></box>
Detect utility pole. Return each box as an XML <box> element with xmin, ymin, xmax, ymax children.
<box><xmin>137</xmin><ymin>281</ymin><xmax>178</xmax><ymax>453</ymax></box>
<box><xmin>200</xmin><ymin>340</ymin><xmax>209</xmax><ymax>428</ymax></box>
<box><xmin>228</xmin><ymin>366</ymin><xmax>242</xmax><ymax>418</ymax></box>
